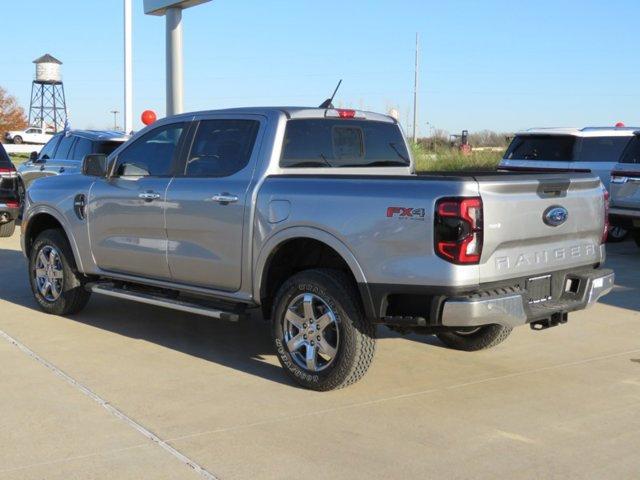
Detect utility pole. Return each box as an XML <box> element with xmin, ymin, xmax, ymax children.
<box><xmin>124</xmin><ymin>0</ymin><xmax>133</xmax><ymax>133</ymax></box>
<box><xmin>412</xmin><ymin>33</ymin><xmax>419</xmax><ymax>143</ymax></box>
<box><xmin>110</xmin><ymin>110</ymin><xmax>120</xmax><ymax>130</ymax></box>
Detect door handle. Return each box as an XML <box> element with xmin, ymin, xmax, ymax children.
<box><xmin>59</xmin><ymin>167</ymin><xmax>65</xmax><ymax>173</ymax></box>
<box><xmin>210</xmin><ymin>193</ymin><xmax>239</xmax><ymax>204</ymax></box>
<box><xmin>39</xmin><ymin>165</ymin><xmax>45</xmax><ymax>171</ymax></box>
<box><xmin>138</xmin><ymin>191</ymin><xmax>161</xmax><ymax>202</ymax></box>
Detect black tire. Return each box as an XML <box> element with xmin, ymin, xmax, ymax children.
<box><xmin>12</xmin><ymin>136</ymin><xmax>23</xmax><ymax>144</ymax></box>
<box><xmin>607</xmin><ymin>225</ymin><xmax>628</xmax><ymax>243</ymax></box>
<box><xmin>437</xmin><ymin>325</ymin><xmax>512</xmax><ymax>352</ymax></box>
<box><xmin>29</xmin><ymin>229</ymin><xmax>90</xmax><ymax>315</ymax></box>
<box><xmin>0</xmin><ymin>221</ymin><xmax>15</xmax><ymax>237</ymax></box>
<box><xmin>272</xmin><ymin>269</ymin><xmax>375</xmax><ymax>391</ymax></box>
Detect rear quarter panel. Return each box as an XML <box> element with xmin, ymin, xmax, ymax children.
<box><xmin>254</xmin><ymin>175</ymin><xmax>481</xmax><ymax>290</ymax></box>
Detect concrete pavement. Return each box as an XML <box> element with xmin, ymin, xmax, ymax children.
<box><xmin>0</xmin><ymin>232</ymin><xmax>639</xmax><ymax>479</ymax></box>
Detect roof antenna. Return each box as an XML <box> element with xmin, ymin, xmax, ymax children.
<box><xmin>319</xmin><ymin>79</ymin><xmax>342</xmax><ymax>109</ymax></box>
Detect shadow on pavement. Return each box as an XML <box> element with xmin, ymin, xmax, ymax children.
<box><xmin>0</xmin><ymin>247</ymin><xmax>296</xmax><ymax>388</ymax></box>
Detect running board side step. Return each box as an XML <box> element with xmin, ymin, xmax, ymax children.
<box><xmin>88</xmin><ymin>284</ymin><xmax>243</xmax><ymax>322</ymax></box>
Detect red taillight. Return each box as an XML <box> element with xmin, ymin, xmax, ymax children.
<box><xmin>5</xmin><ymin>201</ymin><xmax>19</xmax><ymax>208</ymax></box>
<box><xmin>0</xmin><ymin>166</ymin><xmax>17</xmax><ymax>179</ymax></box>
<box><xmin>602</xmin><ymin>188</ymin><xmax>609</xmax><ymax>244</ymax></box>
<box><xmin>337</xmin><ymin>109</ymin><xmax>356</xmax><ymax>119</ymax></box>
<box><xmin>435</xmin><ymin>197</ymin><xmax>483</xmax><ymax>265</ymax></box>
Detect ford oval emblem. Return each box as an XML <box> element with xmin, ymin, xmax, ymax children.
<box><xmin>543</xmin><ymin>206</ymin><xmax>568</xmax><ymax>227</ymax></box>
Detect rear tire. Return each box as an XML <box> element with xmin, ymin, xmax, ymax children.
<box><xmin>12</xmin><ymin>136</ymin><xmax>23</xmax><ymax>144</ymax></box>
<box><xmin>29</xmin><ymin>229</ymin><xmax>91</xmax><ymax>315</ymax></box>
<box><xmin>0</xmin><ymin>221</ymin><xmax>15</xmax><ymax>238</ymax></box>
<box><xmin>272</xmin><ymin>269</ymin><xmax>375</xmax><ymax>391</ymax></box>
<box><xmin>607</xmin><ymin>226</ymin><xmax>628</xmax><ymax>243</ymax></box>
<box><xmin>437</xmin><ymin>325</ymin><xmax>512</xmax><ymax>351</ymax></box>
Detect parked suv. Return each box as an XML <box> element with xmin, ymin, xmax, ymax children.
<box><xmin>18</xmin><ymin>130</ymin><xmax>129</xmax><ymax>192</ymax></box>
<box><xmin>500</xmin><ymin>126</ymin><xmax>637</xmax><ymax>241</ymax></box>
<box><xmin>4</xmin><ymin>126</ymin><xmax>53</xmax><ymax>145</ymax></box>
<box><xmin>0</xmin><ymin>143</ymin><xmax>19</xmax><ymax>237</ymax></box>
<box><xmin>609</xmin><ymin>131</ymin><xmax>640</xmax><ymax>245</ymax></box>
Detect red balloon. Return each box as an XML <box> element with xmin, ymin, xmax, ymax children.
<box><xmin>615</xmin><ymin>122</ymin><xmax>626</xmax><ymax>128</ymax></box>
<box><xmin>141</xmin><ymin>110</ymin><xmax>157</xmax><ymax>126</ymax></box>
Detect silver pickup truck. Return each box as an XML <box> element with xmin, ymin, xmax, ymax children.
<box><xmin>21</xmin><ymin>107</ymin><xmax>614</xmax><ymax>390</ymax></box>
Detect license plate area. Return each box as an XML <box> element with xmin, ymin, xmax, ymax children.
<box><xmin>526</xmin><ymin>275</ymin><xmax>552</xmax><ymax>304</ymax></box>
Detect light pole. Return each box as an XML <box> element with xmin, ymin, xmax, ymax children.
<box><xmin>124</xmin><ymin>0</ymin><xmax>133</xmax><ymax>133</ymax></box>
<box><xmin>110</xmin><ymin>110</ymin><xmax>120</xmax><ymax>130</ymax></box>
<box><xmin>144</xmin><ymin>1</ymin><xmax>212</xmax><ymax>116</ymax></box>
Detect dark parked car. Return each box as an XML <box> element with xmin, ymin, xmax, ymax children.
<box><xmin>0</xmin><ymin>143</ymin><xmax>20</xmax><ymax>237</ymax></box>
<box><xmin>18</xmin><ymin>130</ymin><xmax>129</xmax><ymax>192</ymax></box>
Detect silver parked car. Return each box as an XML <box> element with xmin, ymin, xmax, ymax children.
<box><xmin>18</xmin><ymin>130</ymin><xmax>129</xmax><ymax>191</ymax></box>
<box><xmin>500</xmin><ymin>126</ymin><xmax>637</xmax><ymax>241</ymax></box>
<box><xmin>609</xmin><ymin>132</ymin><xmax>640</xmax><ymax>246</ymax></box>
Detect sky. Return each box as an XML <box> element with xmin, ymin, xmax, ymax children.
<box><xmin>1</xmin><ymin>0</ymin><xmax>639</xmax><ymax>135</ymax></box>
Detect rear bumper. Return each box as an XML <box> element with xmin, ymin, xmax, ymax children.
<box><xmin>441</xmin><ymin>269</ymin><xmax>614</xmax><ymax>329</ymax></box>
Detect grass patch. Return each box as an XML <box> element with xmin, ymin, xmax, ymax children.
<box><xmin>9</xmin><ymin>154</ymin><xmax>29</xmax><ymax>166</ymax></box>
<box><xmin>412</xmin><ymin>143</ymin><xmax>504</xmax><ymax>172</ymax></box>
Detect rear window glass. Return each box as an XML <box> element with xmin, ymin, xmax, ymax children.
<box><xmin>574</xmin><ymin>137</ymin><xmax>631</xmax><ymax>162</ymax></box>
<box><xmin>281</xmin><ymin>119</ymin><xmax>410</xmax><ymax>168</ymax></box>
<box><xmin>0</xmin><ymin>144</ymin><xmax>10</xmax><ymax>165</ymax></box>
<box><xmin>504</xmin><ymin>135</ymin><xmax>575</xmax><ymax>161</ymax></box>
<box><xmin>620</xmin><ymin>137</ymin><xmax>640</xmax><ymax>164</ymax></box>
<box><xmin>96</xmin><ymin>141</ymin><xmax>123</xmax><ymax>156</ymax></box>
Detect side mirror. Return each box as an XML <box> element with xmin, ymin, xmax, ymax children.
<box><xmin>82</xmin><ymin>154</ymin><xmax>108</xmax><ymax>177</ymax></box>
<box><xmin>29</xmin><ymin>151</ymin><xmax>38</xmax><ymax>161</ymax></box>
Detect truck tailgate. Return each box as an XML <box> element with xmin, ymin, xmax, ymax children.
<box><xmin>477</xmin><ymin>173</ymin><xmax>605</xmax><ymax>283</ymax></box>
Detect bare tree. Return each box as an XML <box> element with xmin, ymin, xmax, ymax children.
<box><xmin>0</xmin><ymin>86</ymin><xmax>27</xmax><ymax>142</ymax></box>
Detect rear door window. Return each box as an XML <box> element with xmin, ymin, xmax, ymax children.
<box><xmin>574</xmin><ymin>137</ymin><xmax>631</xmax><ymax>162</ymax></box>
<box><xmin>53</xmin><ymin>134</ymin><xmax>76</xmax><ymax>159</ymax></box>
<box><xmin>504</xmin><ymin>135</ymin><xmax>575</xmax><ymax>161</ymax></box>
<box><xmin>184</xmin><ymin>119</ymin><xmax>260</xmax><ymax>177</ymax></box>
<box><xmin>281</xmin><ymin>119</ymin><xmax>410</xmax><ymax>168</ymax></box>
<box><xmin>71</xmin><ymin>137</ymin><xmax>93</xmax><ymax>161</ymax></box>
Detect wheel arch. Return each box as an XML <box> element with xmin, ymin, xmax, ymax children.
<box><xmin>23</xmin><ymin>209</ymin><xmax>84</xmax><ymax>272</ymax></box>
<box><xmin>254</xmin><ymin>227</ymin><xmax>374</xmax><ymax>320</ymax></box>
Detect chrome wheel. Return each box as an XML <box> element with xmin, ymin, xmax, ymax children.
<box><xmin>283</xmin><ymin>293</ymin><xmax>339</xmax><ymax>372</ymax></box>
<box><xmin>34</xmin><ymin>245</ymin><xmax>64</xmax><ymax>302</ymax></box>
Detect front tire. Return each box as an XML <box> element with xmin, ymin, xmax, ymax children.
<box><xmin>29</xmin><ymin>229</ymin><xmax>91</xmax><ymax>315</ymax></box>
<box><xmin>272</xmin><ymin>269</ymin><xmax>375</xmax><ymax>391</ymax></box>
<box><xmin>0</xmin><ymin>221</ymin><xmax>15</xmax><ymax>237</ymax></box>
<box><xmin>437</xmin><ymin>325</ymin><xmax>512</xmax><ymax>351</ymax></box>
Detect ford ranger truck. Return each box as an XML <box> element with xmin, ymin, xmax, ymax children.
<box><xmin>20</xmin><ymin>107</ymin><xmax>614</xmax><ymax>391</ymax></box>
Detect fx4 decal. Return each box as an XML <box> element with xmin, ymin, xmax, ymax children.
<box><xmin>386</xmin><ymin>207</ymin><xmax>426</xmax><ymax>220</ymax></box>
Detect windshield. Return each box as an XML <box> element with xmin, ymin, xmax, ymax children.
<box><xmin>281</xmin><ymin>119</ymin><xmax>410</xmax><ymax>168</ymax></box>
<box><xmin>96</xmin><ymin>141</ymin><xmax>125</xmax><ymax>156</ymax></box>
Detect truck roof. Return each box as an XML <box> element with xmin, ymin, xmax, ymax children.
<box><xmin>61</xmin><ymin>130</ymin><xmax>130</xmax><ymax>142</ymax></box>
<box><xmin>517</xmin><ymin>126</ymin><xmax>640</xmax><ymax>138</ymax></box>
<box><xmin>169</xmin><ymin>107</ymin><xmax>396</xmax><ymax>123</ymax></box>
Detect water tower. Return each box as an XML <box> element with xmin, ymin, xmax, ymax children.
<box><xmin>28</xmin><ymin>54</ymin><xmax>68</xmax><ymax>132</ymax></box>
